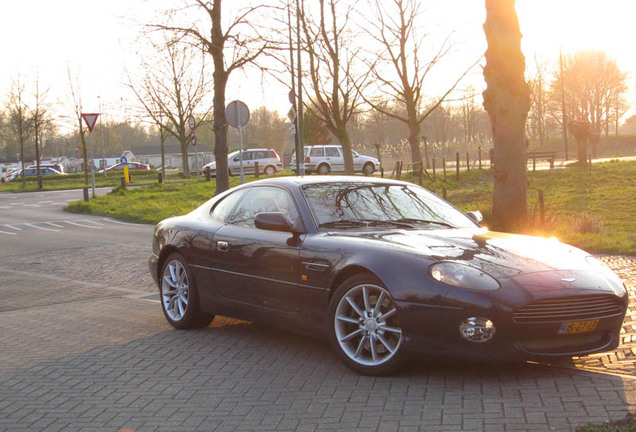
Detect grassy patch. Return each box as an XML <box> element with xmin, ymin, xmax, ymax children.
<box><xmin>575</xmin><ymin>413</ymin><xmax>636</xmax><ymax>432</ymax></box>
<box><xmin>62</xmin><ymin>162</ymin><xmax>635</xmax><ymax>255</ymax></box>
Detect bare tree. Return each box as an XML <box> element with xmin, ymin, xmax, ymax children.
<box><xmin>67</xmin><ymin>69</ymin><xmax>90</xmax><ymax>186</ymax></box>
<box><xmin>7</xmin><ymin>76</ymin><xmax>32</xmax><ymax>187</ymax></box>
<box><xmin>483</xmin><ymin>0</ymin><xmax>530</xmax><ymax>232</ymax></box>
<box><xmin>28</xmin><ymin>76</ymin><xmax>53</xmax><ymax>188</ymax></box>
<box><xmin>362</xmin><ymin>0</ymin><xmax>479</xmax><ymax>167</ymax></box>
<box><xmin>549</xmin><ymin>50</ymin><xmax>627</xmax><ymax>158</ymax></box>
<box><xmin>527</xmin><ymin>55</ymin><xmax>549</xmax><ymax>147</ymax></box>
<box><xmin>152</xmin><ymin>0</ymin><xmax>269</xmax><ymax>193</ymax></box>
<box><xmin>129</xmin><ymin>35</ymin><xmax>212</xmax><ymax>176</ymax></box>
<box><xmin>298</xmin><ymin>0</ymin><xmax>365</xmax><ymax>174</ymax></box>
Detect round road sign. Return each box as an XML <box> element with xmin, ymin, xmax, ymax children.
<box><xmin>188</xmin><ymin>115</ymin><xmax>196</xmax><ymax>130</ymax></box>
<box><xmin>226</xmin><ymin>100</ymin><xmax>250</xmax><ymax>128</ymax></box>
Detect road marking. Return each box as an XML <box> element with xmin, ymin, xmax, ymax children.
<box><xmin>103</xmin><ymin>218</ymin><xmax>140</xmax><ymax>226</ymax></box>
<box><xmin>22</xmin><ymin>204</ymin><xmax>41</xmax><ymax>208</ymax></box>
<box><xmin>3</xmin><ymin>225</ymin><xmax>22</xmax><ymax>231</ymax></box>
<box><xmin>0</xmin><ymin>229</ymin><xmax>16</xmax><ymax>235</ymax></box>
<box><xmin>37</xmin><ymin>200</ymin><xmax>54</xmax><ymax>204</ymax></box>
<box><xmin>65</xmin><ymin>221</ymin><xmax>102</xmax><ymax>229</ymax></box>
<box><xmin>81</xmin><ymin>219</ymin><xmax>105</xmax><ymax>226</ymax></box>
<box><xmin>45</xmin><ymin>222</ymin><xmax>64</xmax><ymax>228</ymax></box>
<box><xmin>24</xmin><ymin>223</ymin><xmax>60</xmax><ymax>232</ymax></box>
<box><xmin>0</xmin><ymin>206</ymin><xmax>10</xmax><ymax>209</ymax></box>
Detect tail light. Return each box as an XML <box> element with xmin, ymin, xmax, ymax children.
<box><xmin>273</xmin><ymin>150</ymin><xmax>280</xmax><ymax>160</ymax></box>
<box><xmin>305</xmin><ymin>156</ymin><xmax>311</xmax><ymax>163</ymax></box>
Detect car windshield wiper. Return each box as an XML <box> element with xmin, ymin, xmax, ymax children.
<box><xmin>319</xmin><ymin>219</ymin><xmax>415</xmax><ymax>229</ymax></box>
<box><xmin>357</xmin><ymin>219</ymin><xmax>415</xmax><ymax>228</ymax></box>
<box><xmin>393</xmin><ymin>218</ymin><xmax>456</xmax><ymax>228</ymax></box>
<box><xmin>319</xmin><ymin>219</ymin><xmax>367</xmax><ymax>229</ymax></box>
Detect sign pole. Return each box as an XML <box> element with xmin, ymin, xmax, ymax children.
<box><xmin>89</xmin><ymin>131</ymin><xmax>96</xmax><ymax>197</ymax></box>
<box><xmin>237</xmin><ymin>103</ymin><xmax>245</xmax><ymax>184</ymax></box>
<box><xmin>81</xmin><ymin>113</ymin><xmax>99</xmax><ymax>198</ymax></box>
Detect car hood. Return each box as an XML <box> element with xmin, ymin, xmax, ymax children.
<box><xmin>329</xmin><ymin>227</ymin><xmax>604</xmax><ymax>280</ymax></box>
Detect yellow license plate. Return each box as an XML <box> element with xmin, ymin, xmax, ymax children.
<box><xmin>560</xmin><ymin>319</ymin><xmax>599</xmax><ymax>334</ymax></box>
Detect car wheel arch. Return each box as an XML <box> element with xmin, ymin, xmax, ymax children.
<box><xmin>328</xmin><ymin>265</ymin><xmax>385</xmax><ymax>302</ymax></box>
<box><xmin>157</xmin><ymin>245</ymin><xmax>180</xmax><ymax>283</ymax></box>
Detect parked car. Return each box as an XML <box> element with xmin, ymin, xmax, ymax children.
<box><xmin>290</xmin><ymin>145</ymin><xmax>381</xmax><ymax>175</ymax></box>
<box><xmin>202</xmin><ymin>148</ymin><xmax>282</xmax><ymax>177</ymax></box>
<box><xmin>101</xmin><ymin>162</ymin><xmax>150</xmax><ymax>172</ymax></box>
<box><xmin>1</xmin><ymin>168</ymin><xmax>19</xmax><ymax>183</ymax></box>
<box><xmin>7</xmin><ymin>167</ymin><xmax>66</xmax><ymax>180</ymax></box>
<box><xmin>149</xmin><ymin>176</ymin><xmax>627</xmax><ymax>375</ymax></box>
<box><xmin>27</xmin><ymin>163</ymin><xmax>65</xmax><ymax>173</ymax></box>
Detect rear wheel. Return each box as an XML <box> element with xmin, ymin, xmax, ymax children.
<box><xmin>328</xmin><ymin>274</ymin><xmax>403</xmax><ymax>375</ymax></box>
<box><xmin>317</xmin><ymin>164</ymin><xmax>329</xmax><ymax>175</ymax></box>
<box><xmin>264</xmin><ymin>165</ymin><xmax>276</xmax><ymax>176</ymax></box>
<box><xmin>160</xmin><ymin>253</ymin><xmax>213</xmax><ymax>329</ymax></box>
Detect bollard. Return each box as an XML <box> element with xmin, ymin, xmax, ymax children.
<box><xmin>478</xmin><ymin>147</ymin><xmax>482</xmax><ymax>170</ymax></box>
<box><xmin>83</xmin><ymin>187</ymin><xmax>89</xmax><ymax>202</ymax></box>
<box><xmin>158</xmin><ymin>171</ymin><xmax>163</xmax><ymax>184</ymax></box>
<box><xmin>466</xmin><ymin>152</ymin><xmax>470</xmax><ymax>171</ymax></box>
<box><xmin>254</xmin><ymin>161</ymin><xmax>259</xmax><ymax>178</ymax></box>
<box><xmin>432</xmin><ymin>158</ymin><xmax>436</xmax><ymax>182</ymax></box>
<box><xmin>205</xmin><ymin>167</ymin><xmax>211</xmax><ymax>182</ymax></box>
<box><xmin>456</xmin><ymin>152</ymin><xmax>460</xmax><ymax>181</ymax></box>
<box><xmin>442</xmin><ymin>158</ymin><xmax>447</xmax><ymax>182</ymax></box>
<box><xmin>442</xmin><ymin>186</ymin><xmax>447</xmax><ymax>199</ymax></box>
<box><xmin>538</xmin><ymin>189</ymin><xmax>545</xmax><ymax>227</ymax></box>
<box><xmin>120</xmin><ymin>176</ymin><xmax>126</xmax><ymax>189</ymax></box>
<box><xmin>380</xmin><ymin>167</ymin><xmax>384</xmax><ymax>178</ymax></box>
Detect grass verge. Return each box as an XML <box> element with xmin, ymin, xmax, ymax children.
<box><xmin>62</xmin><ymin>162</ymin><xmax>635</xmax><ymax>255</ymax></box>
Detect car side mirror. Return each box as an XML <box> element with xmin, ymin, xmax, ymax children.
<box><xmin>466</xmin><ymin>211</ymin><xmax>483</xmax><ymax>226</ymax></box>
<box><xmin>254</xmin><ymin>212</ymin><xmax>296</xmax><ymax>233</ymax></box>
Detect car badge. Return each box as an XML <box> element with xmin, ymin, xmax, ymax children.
<box><xmin>561</xmin><ymin>277</ymin><xmax>576</xmax><ymax>283</ymax></box>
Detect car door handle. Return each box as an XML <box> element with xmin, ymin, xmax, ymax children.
<box><xmin>216</xmin><ymin>241</ymin><xmax>229</xmax><ymax>252</ymax></box>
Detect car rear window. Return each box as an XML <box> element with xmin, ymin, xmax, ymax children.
<box><xmin>310</xmin><ymin>147</ymin><xmax>324</xmax><ymax>157</ymax></box>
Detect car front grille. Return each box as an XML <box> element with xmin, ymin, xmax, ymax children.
<box><xmin>512</xmin><ymin>295</ymin><xmax>623</xmax><ymax>324</ymax></box>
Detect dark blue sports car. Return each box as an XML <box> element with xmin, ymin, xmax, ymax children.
<box><xmin>150</xmin><ymin>176</ymin><xmax>627</xmax><ymax>375</ymax></box>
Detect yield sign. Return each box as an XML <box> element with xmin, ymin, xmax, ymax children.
<box><xmin>82</xmin><ymin>113</ymin><xmax>100</xmax><ymax>132</ymax></box>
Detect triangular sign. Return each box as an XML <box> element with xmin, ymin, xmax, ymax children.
<box><xmin>81</xmin><ymin>113</ymin><xmax>100</xmax><ymax>132</ymax></box>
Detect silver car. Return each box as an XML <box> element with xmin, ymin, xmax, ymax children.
<box><xmin>291</xmin><ymin>145</ymin><xmax>380</xmax><ymax>175</ymax></box>
<box><xmin>203</xmin><ymin>148</ymin><xmax>283</xmax><ymax>177</ymax></box>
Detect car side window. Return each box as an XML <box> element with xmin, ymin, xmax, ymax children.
<box><xmin>210</xmin><ymin>189</ymin><xmax>247</xmax><ymax>223</ymax></box>
<box><xmin>310</xmin><ymin>147</ymin><xmax>324</xmax><ymax>157</ymax></box>
<box><xmin>325</xmin><ymin>147</ymin><xmax>340</xmax><ymax>157</ymax></box>
<box><xmin>227</xmin><ymin>186</ymin><xmax>300</xmax><ymax>229</ymax></box>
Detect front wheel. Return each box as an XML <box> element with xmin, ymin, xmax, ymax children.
<box><xmin>328</xmin><ymin>274</ymin><xmax>404</xmax><ymax>375</ymax></box>
<box><xmin>160</xmin><ymin>253</ymin><xmax>213</xmax><ymax>329</ymax></box>
<box><xmin>362</xmin><ymin>162</ymin><xmax>375</xmax><ymax>176</ymax></box>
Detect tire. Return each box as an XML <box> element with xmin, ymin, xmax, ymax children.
<box><xmin>317</xmin><ymin>164</ymin><xmax>330</xmax><ymax>175</ymax></box>
<box><xmin>362</xmin><ymin>162</ymin><xmax>375</xmax><ymax>176</ymax></box>
<box><xmin>160</xmin><ymin>252</ymin><xmax>214</xmax><ymax>329</ymax></box>
<box><xmin>328</xmin><ymin>274</ymin><xmax>404</xmax><ymax>375</ymax></box>
<box><xmin>264</xmin><ymin>165</ymin><xmax>276</xmax><ymax>176</ymax></box>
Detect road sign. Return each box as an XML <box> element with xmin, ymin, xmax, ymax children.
<box><xmin>226</xmin><ymin>100</ymin><xmax>250</xmax><ymax>128</ymax></box>
<box><xmin>288</xmin><ymin>90</ymin><xmax>295</xmax><ymax>105</ymax></box>
<box><xmin>287</xmin><ymin>106</ymin><xmax>296</xmax><ymax>121</ymax></box>
<box><xmin>82</xmin><ymin>113</ymin><xmax>99</xmax><ymax>132</ymax></box>
<box><xmin>120</xmin><ymin>156</ymin><xmax>128</xmax><ymax>165</ymax></box>
<box><xmin>188</xmin><ymin>115</ymin><xmax>196</xmax><ymax>130</ymax></box>
<box><xmin>190</xmin><ymin>132</ymin><xmax>197</xmax><ymax>146</ymax></box>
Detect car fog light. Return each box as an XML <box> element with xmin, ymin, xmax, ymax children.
<box><xmin>459</xmin><ymin>317</ymin><xmax>495</xmax><ymax>343</ymax></box>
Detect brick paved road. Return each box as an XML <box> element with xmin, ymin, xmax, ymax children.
<box><xmin>0</xmin><ymin>257</ymin><xmax>635</xmax><ymax>431</ymax></box>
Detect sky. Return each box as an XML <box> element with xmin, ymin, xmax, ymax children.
<box><xmin>1</xmin><ymin>0</ymin><xmax>635</xmax><ymax>126</ymax></box>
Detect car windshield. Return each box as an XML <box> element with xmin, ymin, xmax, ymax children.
<box><xmin>301</xmin><ymin>182</ymin><xmax>475</xmax><ymax>230</ymax></box>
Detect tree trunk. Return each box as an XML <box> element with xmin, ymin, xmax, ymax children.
<box><xmin>335</xmin><ymin>128</ymin><xmax>354</xmax><ymax>175</ymax></box>
<box><xmin>482</xmin><ymin>0</ymin><xmax>530</xmax><ymax>232</ymax></box>
<box><xmin>210</xmin><ymin>0</ymin><xmax>230</xmax><ymax>194</ymax></box>
<box><xmin>407</xmin><ymin>120</ymin><xmax>422</xmax><ymax>168</ymax></box>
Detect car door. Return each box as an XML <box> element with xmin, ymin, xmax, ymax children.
<box><xmin>209</xmin><ymin>186</ymin><xmax>303</xmax><ymax>313</ymax></box>
<box><xmin>325</xmin><ymin>146</ymin><xmax>344</xmax><ymax>172</ymax></box>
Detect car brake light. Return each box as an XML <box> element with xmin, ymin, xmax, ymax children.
<box><xmin>273</xmin><ymin>150</ymin><xmax>280</xmax><ymax>160</ymax></box>
<box><xmin>305</xmin><ymin>156</ymin><xmax>311</xmax><ymax>163</ymax></box>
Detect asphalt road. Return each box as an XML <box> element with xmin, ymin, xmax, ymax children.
<box><xmin>0</xmin><ymin>189</ymin><xmax>635</xmax><ymax>432</ymax></box>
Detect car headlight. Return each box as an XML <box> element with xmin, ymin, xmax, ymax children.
<box><xmin>429</xmin><ymin>262</ymin><xmax>500</xmax><ymax>291</ymax></box>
